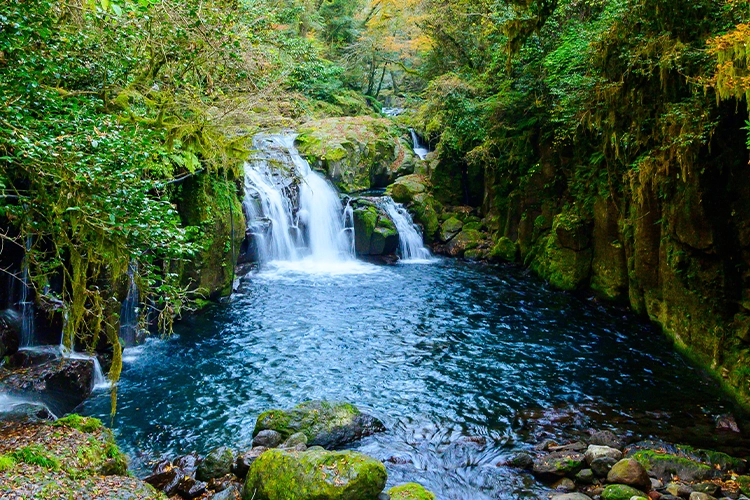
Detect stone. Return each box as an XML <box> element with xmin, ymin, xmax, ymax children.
<box><xmin>354</xmin><ymin>207</ymin><xmax>379</xmax><ymax>255</ymax></box>
<box><xmin>207</xmin><ymin>475</ymin><xmax>237</xmax><ymax>492</ymax></box>
<box><xmin>489</xmin><ymin>236</ymin><xmax>517</xmax><ymax>262</ymax></box>
<box><xmin>650</xmin><ymin>479</ymin><xmax>664</xmax><ymax>490</ymax></box>
<box><xmin>253</xmin><ymin>429</ymin><xmax>283</xmax><ymax>448</ymax></box>
<box><xmin>145</xmin><ymin>460</ymin><xmax>184</xmax><ymax>496</ymax></box>
<box><xmin>550</xmin><ymin>442</ymin><xmax>588</xmax><ymax>453</ymax></box>
<box><xmin>603</xmin><ymin>484</ymin><xmax>649</xmax><ymax>500</ymax></box>
<box><xmin>576</xmin><ymin>469</ymin><xmax>595</xmax><ymax>484</ymax></box>
<box><xmin>689</xmin><ymin>494</ymin><xmax>717</xmax><ymax>500</ymax></box>
<box><xmin>253</xmin><ymin>400</ymin><xmax>385</xmax><ymax>449</ymax></box>
<box><xmin>282</xmin><ymin>432</ymin><xmax>308</xmax><ymax>449</ymax></box>
<box><xmin>591</xmin><ymin>457</ymin><xmax>619</xmax><ymax>477</ymax></box>
<box><xmin>607</xmin><ymin>459</ymin><xmax>651</xmax><ymax>492</ymax></box>
<box><xmin>554</xmin><ymin>478</ymin><xmax>577</xmax><ymax>492</ymax></box>
<box><xmin>176</xmin><ymin>475</ymin><xmax>208</xmax><ymax>499</ymax></box>
<box><xmin>588</xmin><ymin>430</ymin><xmax>622</xmax><ymax>449</ymax></box>
<box><xmin>209</xmin><ymin>485</ymin><xmax>240</xmax><ymax>500</ymax></box>
<box><xmin>233</xmin><ymin>447</ymin><xmax>268</xmax><ymax>479</ymax></box>
<box><xmin>693</xmin><ymin>484</ymin><xmax>721</xmax><ymax>497</ymax></box>
<box><xmin>586</xmin><ymin>445</ymin><xmax>624</xmax><ymax>465</ymax></box>
<box><xmin>196</xmin><ymin>446</ymin><xmax>236</xmax><ymax>482</ymax></box>
<box><xmin>242</xmin><ymin>448</ymin><xmax>387</xmax><ymax>500</ymax></box>
<box><xmin>445</xmin><ymin>229</ymin><xmax>485</xmax><ymax>258</ymax></box>
<box><xmin>387</xmin><ymin>482</ymin><xmax>437</xmax><ymax>500</ymax></box>
<box><xmin>631</xmin><ymin>451</ymin><xmax>717</xmax><ymax>483</ymax></box>
<box><xmin>554</xmin><ymin>494</ymin><xmax>593</xmax><ymax>500</ymax></box>
<box><xmin>532</xmin><ymin>451</ymin><xmax>586</xmax><ymax>477</ymax></box>
<box><xmin>505</xmin><ymin>452</ymin><xmax>534</xmax><ymax>470</ymax></box>
<box><xmin>0</xmin><ymin>311</ymin><xmax>20</xmax><ymax>359</ymax></box>
<box><xmin>665</xmin><ymin>482</ymin><xmax>693</xmax><ymax>497</ymax></box>
<box><xmin>174</xmin><ymin>453</ymin><xmax>200</xmax><ymax>477</ymax></box>
<box><xmin>440</xmin><ymin>217</ymin><xmax>463</xmax><ymax>242</ymax></box>
<box><xmin>389</xmin><ymin>175</ymin><xmax>427</xmax><ymax>204</ymax></box>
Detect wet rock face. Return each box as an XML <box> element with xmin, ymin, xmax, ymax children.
<box><xmin>0</xmin><ymin>311</ymin><xmax>20</xmax><ymax>359</ymax></box>
<box><xmin>0</xmin><ymin>358</ymin><xmax>94</xmax><ymax>415</ymax></box>
<box><xmin>253</xmin><ymin>400</ymin><xmax>386</xmax><ymax>450</ymax></box>
<box><xmin>352</xmin><ymin>201</ymin><xmax>400</xmax><ymax>257</ymax></box>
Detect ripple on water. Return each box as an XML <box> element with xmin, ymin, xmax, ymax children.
<box><xmin>82</xmin><ymin>260</ymin><xmax>746</xmax><ymax>499</ymax></box>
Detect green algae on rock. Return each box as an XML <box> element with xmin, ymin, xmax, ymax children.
<box><xmin>242</xmin><ymin>448</ymin><xmax>387</xmax><ymax>500</ymax></box>
<box><xmin>601</xmin><ymin>484</ymin><xmax>646</xmax><ymax>500</ymax></box>
<box><xmin>387</xmin><ymin>482</ymin><xmax>437</xmax><ymax>500</ymax></box>
<box><xmin>252</xmin><ymin>400</ymin><xmax>385</xmax><ymax>449</ymax></box>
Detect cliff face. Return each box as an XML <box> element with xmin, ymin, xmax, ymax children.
<box><xmin>431</xmin><ymin>115</ymin><xmax>750</xmax><ymax>408</ymax></box>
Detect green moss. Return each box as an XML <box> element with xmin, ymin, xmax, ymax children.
<box><xmin>489</xmin><ymin>237</ymin><xmax>518</xmax><ymax>262</ymax></box>
<box><xmin>631</xmin><ymin>450</ymin><xmax>714</xmax><ymax>481</ymax></box>
<box><xmin>11</xmin><ymin>445</ymin><xmax>61</xmax><ymax>470</ymax></box>
<box><xmin>53</xmin><ymin>414</ymin><xmax>103</xmax><ymax>434</ymax></box>
<box><xmin>0</xmin><ymin>455</ymin><xmax>16</xmax><ymax>472</ymax></box>
<box><xmin>388</xmin><ymin>482</ymin><xmax>437</xmax><ymax>500</ymax></box>
<box><xmin>736</xmin><ymin>475</ymin><xmax>750</xmax><ymax>495</ymax></box>
<box><xmin>601</xmin><ymin>484</ymin><xmax>646</xmax><ymax>500</ymax></box>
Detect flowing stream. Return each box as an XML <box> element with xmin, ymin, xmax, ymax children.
<box><xmin>82</xmin><ymin>260</ymin><xmax>745</xmax><ymax>499</ymax></box>
<box><xmin>379</xmin><ymin>197</ymin><xmax>433</xmax><ymax>262</ymax></box>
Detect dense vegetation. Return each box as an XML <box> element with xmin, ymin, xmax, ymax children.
<box><xmin>4</xmin><ymin>0</ymin><xmax>750</xmax><ymax>403</ymax></box>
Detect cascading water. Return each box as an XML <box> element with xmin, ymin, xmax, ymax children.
<box><xmin>379</xmin><ymin>197</ymin><xmax>433</xmax><ymax>262</ymax></box>
<box><xmin>410</xmin><ymin>129</ymin><xmax>430</xmax><ymax>161</ymax></box>
<box><xmin>18</xmin><ymin>236</ymin><xmax>36</xmax><ymax>347</ymax></box>
<box><xmin>243</xmin><ymin>134</ymin><xmax>356</xmax><ymax>270</ymax></box>
<box><xmin>119</xmin><ymin>260</ymin><xmax>140</xmax><ymax>347</ymax></box>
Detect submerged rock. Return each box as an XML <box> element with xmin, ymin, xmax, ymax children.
<box><xmin>242</xmin><ymin>448</ymin><xmax>387</xmax><ymax>500</ymax></box>
<box><xmin>387</xmin><ymin>482</ymin><xmax>436</xmax><ymax>500</ymax></box>
<box><xmin>253</xmin><ymin>400</ymin><xmax>386</xmax><ymax>449</ymax></box>
<box><xmin>533</xmin><ymin>450</ymin><xmax>586</xmax><ymax>477</ymax></box>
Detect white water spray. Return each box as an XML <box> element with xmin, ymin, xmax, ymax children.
<box><xmin>410</xmin><ymin>129</ymin><xmax>430</xmax><ymax>161</ymax></box>
<box><xmin>379</xmin><ymin>197</ymin><xmax>433</xmax><ymax>263</ymax></box>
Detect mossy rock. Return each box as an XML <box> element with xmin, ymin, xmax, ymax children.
<box><xmin>464</xmin><ymin>248</ymin><xmax>487</xmax><ymax>260</ymax></box>
<box><xmin>242</xmin><ymin>448</ymin><xmax>387</xmax><ymax>500</ymax></box>
<box><xmin>490</xmin><ymin>237</ymin><xmax>518</xmax><ymax>262</ymax></box>
<box><xmin>530</xmin><ymin>212</ymin><xmax>593</xmax><ymax>291</ymax></box>
<box><xmin>630</xmin><ymin>450</ymin><xmax>717</xmax><ymax>482</ymax></box>
<box><xmin>353</xmin><ymin>207</ymin><xmax>379</xmax><ymax>254</ymax></box>
<box><xmin>388</xmin><ymin>175</ymin><xmax>427</xmax><ymax>204</ymax></box>
<box><xmin>440</xmin><ymin>217</ymin><xmax>463</xmax><ymax>242</ymax></box>
<box><xmin>409</xmin><ymin>193</ymin><xmax>442</xmax><ymax>244</ymax></box>
<box><xmin>296</xmin><ymin>117</ymin><xmax>410</xmax><ymax>193</ymax></box>
<box><xmin>253</xmin><ymin>401</ymin><xmax>385</xmax><ymax>449</ymax></box>
<box><xmin>197</xmin><ymin>446</ymin><xmax>236</xmax><ymax>481</ymax></box>
<box><xmin>387</xmin><ymin>482</ymin><xmax>436</xmax><ymax>500</ymax></box>
<box><xmin>601</xmin><ymin>484</ymin><xmax>646</xmax><ymax>500</ymax></box>
<box><xmin>446</xmin><ymin>229</ymin><xmax>485</xmax><ymax>257</ymax></box>
<box><xmin>737</xmin><ymin>475</ymin><xmax>750</xmax><ymax>495</ymax></box>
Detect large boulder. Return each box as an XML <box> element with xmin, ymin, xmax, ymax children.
<box><xmin>389</xmin><ymin>175</ymin><xmax>427</xmax><ymax>204</ymax></box>
<box><xmin>445</xmin><ymin>229</ymin><xmax>486</xmax><ymax>258</ymax></box>
<box><xmin>606</xmin><ymin>458</ymin><xmax>651</xmax><ymax>492</ymax></box>
<box><xmin>601</xmin><ymin>484</ymin><xmax>646</xmax><ymax>500</ymax></box>
<box><xmin>196</xmin><ymin>446</ymin><xmax>236</xmax><ymax>481</ymax></box>
<box><xmin>253</xmin><ymin>401</ymin><xmax>385</xmax><ymax>449</ymax></box>
<box><xmin>352</xmin><ymin>202</ymin><xmax>399</xmax><ymax>257</ymax></box>
<box><xmin>242</xmin><ymin>448</ymin><xmax>387</xmax><ymax>500</ymax></box>
<box><xmin>296</xmin><ymin>117</ymin><xmax>414</xmax><ymax>193</ymax></box>
<box><xmin>0</xmin><ymin>310</ymin><xmax>20</xmax><ymax>359</ymax></box>
<box><xmin>0</xmin><ymin>358</ymin><xmax>94</xmax><ymax>415</ymax></box>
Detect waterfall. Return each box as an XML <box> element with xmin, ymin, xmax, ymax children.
<box><xmin>379</xmin><ymin>197</ymin><xmax>433</xmax><ymax>262</ymax></box>
<box><xmin>18</xmin><ymin>236</ymin><xmax>35</xmax><ymax>347</ymax></box>
<box><xmin>243</xmin><ymin>134</ymin><xmax>355</xmax><ymax>267</ymax></box>
<box><xmin>410</xmin><ymin>129</ymin><xmax>430</xmax><ymax>161</ymax></box>
<box><xmin>62</xmin><ymin>346</ymin><xmax>109</xmax><ymax>390</ymax></box>
<box><xmin>119</xmin><ymin>260</ymin><xmax>140</xmax><ymax>346</ymax></box>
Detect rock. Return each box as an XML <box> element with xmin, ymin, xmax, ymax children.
<box><xmin>607</xmin><ymin>459</ymin><xmax>651</xmax><ymax>492</ymax></box>
<box><xmin>0</xmin><ymin>358</ymin><xmax>94</xmax><ymax>415</ymax></box>
<box><xmin>554</xmin><ymin>478</ymin><xmax>577</xmax><ymax>492</ymax></box>
<box><xmin>0</xmin><ymin>312</ymin><xmax>19</xmax><ymax>359</ymax></box>
<box><xmin>505</xmin><ymin>452</ymin><xmax>534</xmax><ymax>470</ymax></box>
<box><xmin>210</xmin><ymin>485</ymin><xmax>240</xmax><ymax>500</ymax></box>
<box><xmin>689</xmin><ymin>494</ymin><xmax>717</xmax><ymax>500</ymax></box>
<box><xmin>589</xmin><ymin>430</ymin><xmax>623</xmax><ymax>449</ymax></box>
<box><xmin>530</xmin><ymin>211</ymin><xmax>593</xmax><ymax>291</ymax></box>
<box><xmin>489</xmin><ymin>237</ymin><xmax>517</xmax><ymax>262</ymax></box>
<box><xmin>282</xmin><ymin>432</ymin><xmax>308</xmax><ymax>449</ymax></box>
<box><xmin>242</xmin><ymin>448</ymin><xmax>387</xmax><ymax>500</ymax></box>
<box><xmin>207</xmin><ymin>475</ymin><xmax>237</xmax><ymax>492</ymax></box>
<box><xmin>196</xmin><ymin>446</ymin><xmax>236</xmax><ymax>482</ymax></box>
<box><xmin>554</xmin><ymin>494</ymin><xmax>593</xmax><ymax>500</ymax></box>
<box><xmin>389</xmin><ymin>175</ymin><xmax>427</xmax><ymax>204</ymax></box>
<box><xmin>145</xmin><ymin>460</ymin><xmax>184</xmax><ymax>496</ymax></box>
<box><xmin>387</xmin><ymin>482</ymin><xmax>437</xmax><ymax>500</ymax></box>
<box><xmin>603</xmin><ymin>484</ymin><xmax>649</xmax><ymax>500</ymax></box>
<box><xmin>693</xmin><ymin>484</ymin><xmax>721</xmax><ymax>497</ymax></box>
<box><xmin>176</xmin><ymin>475</ymin><xmax>208</xmax><ymax>499</ymax></box>
<box><xmin>715</xmin><ymin>414</ymin><xmax>741</xmax><ymax>433</ymax></box>
<box><xmin>253</xmin><ymin>429</ymin><xmax>283</xmax><ymax>449</ymax></box>
<box><xmin>586</xmin><ymin>445</ymin><xmax>624</xmax><ymax>464</ymax></box>
<box><xmin>551</xmin><ymin>442</ymin><xmax>588</xmax><ymax>453</ymax></box>
<box><xmin>536</xmin><ymin>439</ymin><xmax>559</xmax><ymax>451</ymax></box>
<box><xmin>440</xmin><ymin>217</ymin><xmax>463</xmax><ymax>242</ymax></box>
<box><xmin>174</xmin><ymin>452</ymin><xmax>200</xmax><ymax>477</ymax></box>
<box><xmin>665</xmin><ymin>482</ymin><xmax>693</xmax><ymax>497</ymax></box>
<box><xmin>577</xmin><ymin>469</ymin><xmax>595</xmax><ymax>484</ymax></box>
<box><xmin>446</xmin><ymin>229</ymin><xmax>485</xmax><ymax>258</ymax></box>
<box><xmin>253</xmin><ymin>400</ymin><xmax>386</xmax><ymax>449</ymax></box>
<box><xmin>631</xmin><ymin>450</ymin><xmax>717</xmax><ymax>483</ymax></box>
<box><xmin>592</xmin><ymin>457</ymin><xmax>619</xmax><ymax>477</ymax></box>
<box><xmin>651</xmin><ymin>479</ymin><xmax>664</xmax><ymax>490</ymax></box>
<box><xmin>233</xmin><ymin>447</ymin><xmax>268</xmax><ymax>478</ymax></box>
<box><xmin>532</xmin><ymin>451</ymin><xmax>586</xmax><ymax>477</ymax></box>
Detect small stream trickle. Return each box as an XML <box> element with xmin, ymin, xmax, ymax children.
<box><xmin>380</xmin><ymin>197</ymin><xmax>433</xmax><ymax>262</ymax></box>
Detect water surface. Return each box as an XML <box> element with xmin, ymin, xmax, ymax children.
<box><xmin>83</xmin><ymin>260</ymin><xmax>744</xmax><ymax>499</ymax></box>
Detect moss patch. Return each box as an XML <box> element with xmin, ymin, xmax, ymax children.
<box><xmin>388</xmin><ymin>482</ymin><xmax>437</xmax><ymax>500</ymax></box>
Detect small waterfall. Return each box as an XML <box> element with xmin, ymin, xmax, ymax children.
<box><xmin>410</xmin><ymin>129</ymin><xmax>430</xmax><ymax>161</ymax></box>
<box><xmin>379</xmin><ymin>197</ymin><xmax>433</xmax><ymax>262</ymax></box>
<box><xmin>243</xmin><ymin>135</ymin><xmax>355</xmax><ymax>266</ymax></box>
<box><xmin>62</xmin><ymin>346</ymin><xmax>109</xmax><ymax>390</ymax></box>
<box><xmin>18</xmin><ymin>236</ymin><xmax>36</xmax><ymax>347</ymax></box>
<box><xmin>119</xmin><ymin>261</ymin><xmax>140</xmax><ymax>346</ymax></box>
